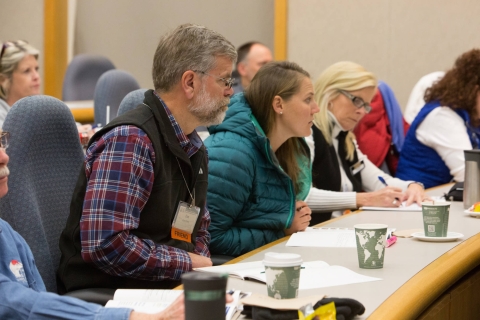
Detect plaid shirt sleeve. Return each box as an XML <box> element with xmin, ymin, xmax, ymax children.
<box><xmin>80</xmin><ymin>125</ymin><xmax>197</xmax><ymax>281</ymax></box>
<box><xmin>193</xmin><ymin>208</ymin><xmax>211</xmax><ymax>257</ymax></box>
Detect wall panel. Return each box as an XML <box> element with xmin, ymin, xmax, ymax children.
<box><xmin>74</xmin><ymin>0</ymin><xmax>274</xmax><ymax>89</ymax></box>
<box><xmin>0</xmin><ymin>0</ymin><xmax>44</xmax><ymax>91</ymax></box>
<box><xmin>288</xmin><ymin>0</ymin><xmax>480</xmax><ymax>109</ymax></box>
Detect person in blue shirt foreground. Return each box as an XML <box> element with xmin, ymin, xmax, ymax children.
<box><xmin>0</xmin><ymin>130</ymin><xmax>185</xmax><ymax>320</ymax></box>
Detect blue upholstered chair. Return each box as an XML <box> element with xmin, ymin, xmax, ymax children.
<box><xmin>0</xmin><ymin>96</ymin><xmax>115</xmax><ymax>304</ymax></box>
<box><xmin>0</xmin><ymin>96</ymin><xmax>84</xmax><ymax>292</ymax></box>
<box><xmin>117</xmin><ymin>88</ymin><xmax>148</xmax><ymax>117</ymax></box>
<box><xmin>62</xmin><ymin>54</ymin><xmax>115</xmax><ymax>101</ymax></box>
<box><xmin>93</xmin><ymin>70</ymin><xmax>140</xmax><ymax>126</ymax></box>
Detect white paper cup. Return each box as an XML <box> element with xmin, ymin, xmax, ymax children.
<box><xmin>263</xmin><ymin>252</ymin><xmax>302</xmax><ymax>299</ymax></box>
<box><xmin>421</xmin><ymin>201</ymin><xmax>450</xmax><ymax>237</ymax></box>
<box><xmin>354</xmin><ymin>224</ymin><xmax>388</xmax><ymax>269</ymax></box>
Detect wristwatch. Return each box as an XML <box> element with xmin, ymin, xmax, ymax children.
<box><xmin>408</xmin><ymin>181</ymin><xmax>425</xmax><ymax>190</ymax></box>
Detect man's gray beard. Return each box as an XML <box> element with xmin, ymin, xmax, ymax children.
<box><xmin>0</xmin><ymin>166</ymin><xmax>10</xmax><ymax>179</ymax></box>
<box><xmin>188</xmin><ymin>83</ymin><xmax>229</xmax><ymax>127</ymax></box>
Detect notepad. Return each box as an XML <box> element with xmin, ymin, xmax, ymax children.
<box><xmin>105</xmin><ymin>289</ymin><xmax>183</xmax><ymax>314</ymax></box>
<box><xmin>195</xmin><ymin>260</ymin><xmax>381</xmax><ymax>289</ymax></box>
<box><xmin>361</xmin><ymin>202</ymin><xmax>422</xmax><ymax>211</ymax></box>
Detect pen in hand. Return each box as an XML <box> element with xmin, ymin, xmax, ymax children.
<box><xmin>378</xmin><ymin>176</ymin><xmax>401</xmax><ymax>205</ymax></box>
<box><xmin>378</xmin><ymin>176</ymin><xmax>389</xmax><ymax>187</ymax></box>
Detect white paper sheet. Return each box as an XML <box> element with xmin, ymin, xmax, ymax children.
<box><xmin>361</xmin><ymin>202</ymin><xmax>422</xmax><ymax>212</ymax></box>
<box><xmin>286</xmin><ymin>227</ymin><xmax>357</xmax><ymax>247</ymax></box>
<box><xmin>196</xmin><ymin>260</ymin><xmax>381</xmax><ymax>290</ymax></box>
<box><xmin>286</xmin><ymin>227</ymin><xmax>395</xmax><ymax>248</ymax></box>
<box><xmin>299</xmin><ymin>265</ymin><xmax>381</xmax><ymax>289</ymax></box>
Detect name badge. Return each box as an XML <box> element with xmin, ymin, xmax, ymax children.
<box><xmin>171</xmin><ymin>201</ymin><xmax>200</xmax><ymax>242</ymax></box>
<box><xmin>350</xmin><ymin>160</ymin><xmax>365</xmax><ymax>176</ymax></box>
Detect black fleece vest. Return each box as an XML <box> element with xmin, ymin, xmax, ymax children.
<box><xmin>57</xmin><ymin>90</ymin><xmax>208</xmax><ymax>293</ymax></box>
<box><xmin>310</xmin><ymin>125</ymin><xmax>362</xmax><ymax>225</ymax></box>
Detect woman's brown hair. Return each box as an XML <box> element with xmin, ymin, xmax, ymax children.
<box><xmin>244</xmin><ymin>61</ymin><xmax>310</xmax><ymax>194</ymax></box>
<box><xmin>425</xmin><ymin>48</ymin><xmax>480</xmax><ymax>126</ymax></box>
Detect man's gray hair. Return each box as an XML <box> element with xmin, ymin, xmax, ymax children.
<box><xmin>152</xmin><ymin>24</ymin><xmax>237</xmax><ymax>93</ymax></box>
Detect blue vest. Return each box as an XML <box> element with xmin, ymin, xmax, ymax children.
<box><xmin>397</xmin><ymin>102</ymin><xmax>471</xmax><ymax>188</ymax></box>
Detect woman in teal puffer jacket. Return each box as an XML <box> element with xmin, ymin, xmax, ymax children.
<box><xmin>205</xmin><ymin>61</ymin><xmax>320</xmax><ymax>257</ymax></box>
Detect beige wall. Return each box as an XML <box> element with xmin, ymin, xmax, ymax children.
<box><xmin>288</xmin><ymin>0</ymin><xmax>480</xmax><ymax>109</ymax></box>
<box><xmin>0</xmin><ymin>0</ymin><xmax>44</xmax><ymax>90</ymax></box>
<box><xmin>74</xmin><ymin>0</ymin><xmax>274</xmax><ymax>89</ymax></box>
<box><xmin>7</xmin><ymin>0</ymin><xmax>475</xmax><ymax>109</ymax></box>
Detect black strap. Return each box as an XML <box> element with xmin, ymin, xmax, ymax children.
<box><xmin>337</xmin><ymin>131</ymin><xmax>362</xmax><ymax>192</ymax></box>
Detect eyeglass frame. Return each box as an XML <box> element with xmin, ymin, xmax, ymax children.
<box><xmin>192</xmin><ymin>70</ymin><xmax>235</xmax><ymax>89</ymax></box>
<box><xmin>0</xmin><ymin>132</ymin><xmax>9</xmax><ymax>149</ymax></box>
<box><xmin>339</xmin><ymin>90</ymin><xmax>372</xmax><ymax>114</ymax></box>
<box><xmin>1</xmin><ymin>40</ymin><xmax>26</xmax><ymax>60</ymax></box>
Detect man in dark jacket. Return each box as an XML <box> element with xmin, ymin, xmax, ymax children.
<box><xmin>58</xmin><ymin>24</ymin><xmax>237</xmax><ymax>293</ymax></box>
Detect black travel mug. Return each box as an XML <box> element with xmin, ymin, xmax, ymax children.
<box><xmin>181</xmin><ymin>272</ymin><xmax>227</xmax><ymax>320</ymax></box>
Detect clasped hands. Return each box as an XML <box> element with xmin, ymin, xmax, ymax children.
<box><xmin>285</xmin><ymin>201</ymin><xmax>311</xmax><ymax>236</ymax></box>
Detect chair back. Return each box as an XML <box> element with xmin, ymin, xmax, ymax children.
<box><xmin>62</xmin><ymin>54</ymin><xmax>115</xmax><ymax>101</ymax></box>
<box><xmin>94</xmin><ymin>70</ymin><xmax>140</xmax><ymax>126</ymax></box>
<box><xmin>0</xmin><ymin>96</ymin><xmax>84</xmax><ymax>292</ymax></box>
<box><xmin>117</xmin><ymin>88</ymin><xmax>148</xmax><ymax>117</ymax></box>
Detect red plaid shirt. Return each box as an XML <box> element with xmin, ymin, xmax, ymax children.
<box><xmin>80</xmin><ymin>99</ymin><xmax>210</xmax><ymax>281</ymax></box>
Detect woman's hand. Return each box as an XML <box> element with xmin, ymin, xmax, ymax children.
<box><xmin>285</xmin><ymin>201</ymin><xmax>311</xmax><ymax>235</ymax></box>
<box><xmin>356</xmin><ymin>186</ymin><xmax>404</xmax><ymax>208</ymax></box>
<box><xmin>402</xmin><ymin>183</ymin><xmax>429</xmax><ymax>206</ymax></box>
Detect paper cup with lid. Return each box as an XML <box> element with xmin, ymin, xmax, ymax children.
<box><xmin>263</xmin><ymin>252</ymin><xmax>302</xmax><ymax>299</ymax></box>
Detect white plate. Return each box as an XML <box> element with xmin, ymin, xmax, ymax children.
<box><xmin>411</xmin><ymin>231</ymin><xmax>464</xmax><ymax>242</ymax></box>
<box><xmin>464</xmin><ymin>209</ymin><xmax>480</xmax><ymax>218</ymax></box>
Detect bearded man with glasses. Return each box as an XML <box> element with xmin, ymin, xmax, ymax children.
<box><xmin>58</xmin><ymin>24</ymin><xmax>237</xmax><ymax>293</ymax></box>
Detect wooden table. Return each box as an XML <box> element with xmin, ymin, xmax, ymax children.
<box><xmin>64</xmin><ymin>100</ymin><xmax>94</xmax><ymax>123</ymax></box>
<box><xmin>225</xmin><ymin>184</ymin><xmax>480</xmax><ymax>319</ymax></box>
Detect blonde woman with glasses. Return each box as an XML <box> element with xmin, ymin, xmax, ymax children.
<box><xmin>305</xmin><ymin>61</ymin><xmax>427</xmax><ymax>224</ymax></box>
<box><xmin>0</xmin><ymin>40</ymin><xmax>40</xmax><ymax>127</ymax></box>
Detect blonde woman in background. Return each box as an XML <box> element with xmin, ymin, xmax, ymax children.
<box><xmin>305</xmin><ymin>61</ymin><xmax>427</xmax><ymax>224</ymax></box>
<box><xmin>0</xmin><ymin>40</ymin><xmax>40</xmax><ymax>127</ymax></box>
<box><xmin>0</xmin><ymin>40</ymin><xmax>94</xmax><ymax>140</ymax></box>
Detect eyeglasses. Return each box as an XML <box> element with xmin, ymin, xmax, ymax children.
<box><xmin>193</xmin><ymin>70</ymin><xmax>235</xmax><ymax>89</ymax></box>
<box><xmin>0</xmin><ymin>132</ymin><xmax>9</xmax><ymax>149</ymax></box>
<box><xmin>0</xmin><ymin>40</ymin><xmax>27</xmax><ymax>66</ymax></box>
<box><xmin>339</xmin><ymin>90</ymin><xmax>372</xmax><ymax>114</ymax></box>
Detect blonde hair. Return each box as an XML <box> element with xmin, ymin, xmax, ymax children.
<box><xmin>313</xmin><ymin>61</ymin><xmax>377</xmax><ymax>160</ymax></box>
<box><xmin>0</xmin><ymin>40</ymin><xmax>40</xmax><ymax>101</ymax></box>
<box><xmin>245</xmin><ymin>61</ymin><xmax>310</xmax><ymax>194</ymax></box>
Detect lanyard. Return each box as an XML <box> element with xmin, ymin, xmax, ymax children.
<box><xmin>175</xmin><ymin>157</ymin><xmax>195</xmax><ymax>207</ymax></box>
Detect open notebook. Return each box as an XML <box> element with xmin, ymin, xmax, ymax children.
<box><xmin>195</xmin><ymin>260</ymin><xmax>381</xmax><ymax>289</ymax></box>
<box><xmin>105</xmin><ymin>289</ymin><xmax>242</xmax><ymax>320</ymax></box>
<box><xmin>105</xmin><ymin>289</ymin><xmax>183</xmax><ymax>314</ymax></box>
